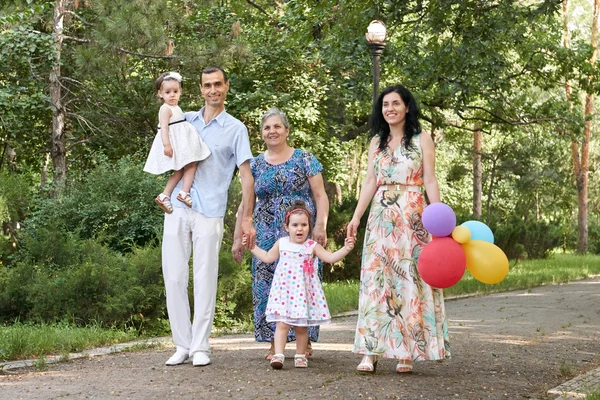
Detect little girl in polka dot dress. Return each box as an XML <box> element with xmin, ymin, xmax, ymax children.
<box><xmin>245</xmin><ymin>200</ymin><xmax>355</xmax><ymax>370</ymax></box>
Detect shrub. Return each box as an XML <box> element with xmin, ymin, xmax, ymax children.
<box><xmin>493</xmin><ymin>215</ymin><xmax>562</xmax><ymax>259</ymax></box>
<box><xmin>0</xmin><ymin>233</ymin><xmax>166</xmax><ymax>334</ymax></box>
<box><xmin>25</xmin><ymin>157</ymin><xmax>165</xmax><ymax>253</ymax></box>
<box><xmin>0</xmin><ymin>172</ymin><xmax>36</xmax><ymax>263</ymax></box>
<box><xmin>323</xmin><ymin>196</ymin><xmax>364</xmax><ymax>282</ymax></box>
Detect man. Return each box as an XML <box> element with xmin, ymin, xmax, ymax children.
<box><xmin>162</xmin><ymin>66</ymin><xmax>255</xmax><ymax>367</ymax></box>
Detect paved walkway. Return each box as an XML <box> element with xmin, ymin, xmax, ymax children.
<box><xmin>1</xmin><ymin>277</ymin><xmax>599</xmax><ymax>399</ymax></box>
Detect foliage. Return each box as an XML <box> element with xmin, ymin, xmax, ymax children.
<box><xmin>493</xmin><ymin>215</ymin><xmax>563</xmax><ymax>260</ymax></box>
<box><xmin>0</xmin><ymin>231</ymin><xmax>167</xmax><ymax>333</ymax></box>
<box><xmin>26</xmin><ymin>157</ymin><xmax>164</xmax><ymax>253</ymax></box>
<box><xmin>0</xmin><ymin>3</ymin><xmax>55</xmax><ymax>167</ymax></box>
<box><xmin>0</xmin><ymin>172</ymin><xmax>35</xmax><ymax>263</ymax></box>
<box><xmin>1</xmin><ymin>0</ymin><xmax>600</xmax><ymax>341</ymax></box>
<box><xmin>322</xmin><ymin>196</ymin><xmax>364</xmax><ymax>282</ymax></box>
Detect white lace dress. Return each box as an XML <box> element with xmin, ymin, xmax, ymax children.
<box><xmin>143</xmin><ymin>104</ymin><xmax>210</xmax><ymax>174</ymax></box>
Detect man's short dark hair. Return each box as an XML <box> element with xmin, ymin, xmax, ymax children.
<box><xmin>202</xmin><ymin>66</ymin><xmax>228</xmax><ymax>82</ymax></box>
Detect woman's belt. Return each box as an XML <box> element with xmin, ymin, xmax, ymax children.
<box><xmin>378</xmin><ymin>184</ymin><xmax>421</xmax><ymax>192</ymax></box>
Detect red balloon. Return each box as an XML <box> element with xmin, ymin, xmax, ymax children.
<box><xmin>418</xmin><ymin>237</ymin><xmax>466</xmax><ymax>289</ymax></box>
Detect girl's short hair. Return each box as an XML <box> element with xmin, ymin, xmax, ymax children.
<box><xmin>284</xmin><ymin>200</ymin><xmax>313</xmax><ymax>231</ymax></box>
<box><xmin>155</xmin><ymin>71</ymin><xmax>183</xmax><ymax>91</ymax></box>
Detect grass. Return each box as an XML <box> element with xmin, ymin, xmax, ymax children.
<box><xmin>0</xmin><ymin>320</ymin><xmax>137</xmax><ymax>362</ymax></box>
<box><xmin>587</xmin><ymin>388</ymin><xmax>600</xmax><ymax>400</ymax></box>
<box><xmin>2</xmin><ymin>253</ymin><xmax>599</xmax><ymax>364</ymax></box>
<box><xmin>323</xmin><ymin>280</ymin><xmax>360</xmax><ymax>316</ymax></box>
<box><xmin>324</xmin><ymin>253</ymin><xmax>600</xmax><ymax>315</ymax></box>
<box><xmin>444</xmin><ymin>253</ymin><xmax>600</xmax><ymax>297</ymax></box>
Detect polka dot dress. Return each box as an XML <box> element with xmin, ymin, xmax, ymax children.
<box><xmin>265</xmin><ymin>237</ymin><xmax>331</xmax><ymax>326</ymax></box>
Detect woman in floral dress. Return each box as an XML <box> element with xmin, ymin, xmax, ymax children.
<box><xmin>347</xmin><ymin>85</ymin><xmax>449</xmax><ymax>374</ymax></box>
<box><xmin>232</xmin><ymin>108</ymin><xmax>329</xmax><ymax>359</ymax></box>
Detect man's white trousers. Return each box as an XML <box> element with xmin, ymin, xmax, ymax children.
<box><xmin>162</xmin><ymin>207</ymin><xmax>224</xmax><ymax>356</ymax></box>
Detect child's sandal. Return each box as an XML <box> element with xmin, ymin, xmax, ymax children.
<box><xmin>176</xmin><ymin>190</ymin><xmax>193</xmax><ymax>208</ymax></box>
<box><xmin>155</xmin><ymin>193</ymin><xmax>173</xmax><ymax>214</ymax></box>
<box><xmin>294</xmin><ymin>354</ymin><xmax>308</xmax><ymax>368</ymax></box>
<box><xmin>270</xmin><ymin>353</ymin><xmax>285</xmax><ymax>370</ymax></box>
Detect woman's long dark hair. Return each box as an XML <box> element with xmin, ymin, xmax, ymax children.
<box><xmin>369</xmin><ymin>84</ymin><xmax>422</xmax><ymax>151</ymax></box>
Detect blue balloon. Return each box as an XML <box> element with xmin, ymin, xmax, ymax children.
<box><xmin>461</xmin><ymin>220</ymin><xmax>494</xmax><ymax>243</ymax></box>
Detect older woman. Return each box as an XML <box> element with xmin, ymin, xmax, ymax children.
<box><xmin>233</xmin><ymin>108</ymin><xmax>329</xmax><ymax>359</ymax></box>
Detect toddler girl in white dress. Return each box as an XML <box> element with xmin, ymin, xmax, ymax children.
<box><xmin>244</xmin><ymin>200</ymin><xmax>355</xmax><ymax>369</ymax></box>
<box><xmin>143</xmin><ymin>72</ymin><xmax>210</xmax><ymax>213</ymax></box>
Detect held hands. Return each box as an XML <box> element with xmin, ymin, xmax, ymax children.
<box><xmin>312</xmin><ymin>225</ymin><xmax>327</xmax><ymax>247</ymax></box>
<box><xmin>163</xmin><ymin>143</ymin><xmax>173</xmax><ymax>157</ymax></box>
<box><xmin>344</xmin><ymin>236</ymin><xmax>356</xmax><ymax>252</ymax></box>
<box><xmin>346</xmin><ymin>217</ymin><xmax>360</xmax><ymax>241</ymax></box>
<box><xmin>232</xmin><ymin>238</ymin><xmax>245</xmax><ymax>263</ymax></box>
<box><xmin>241</xmin><ymin>218</ymin><xmax>256</xmax><ymax>249</ymax></box>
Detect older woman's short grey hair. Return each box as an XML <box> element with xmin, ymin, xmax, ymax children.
<box><xmin>260</xmin><ymin>108</ymin><xmax>290</xmax><ymax>131</ymax></box>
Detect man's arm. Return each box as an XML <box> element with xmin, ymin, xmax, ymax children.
<box><xmin>238</xmin><ymin>160</ymin><xmax>256</xmax><ymax>249</ymax></box>
<box><xmin>232</xmin><ymin>203</ymin><xmax>245</xmax><ymax>263</ymax></box>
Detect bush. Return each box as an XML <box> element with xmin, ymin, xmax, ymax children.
<box><xmin>0</xmin><ymin>233</ymin><xmax>166</xmax><ymax>334</ymax></box>
<box><xmin>323</xmin><ymin>196</ymin><xmax>364</xmax><ymax>282</ymax></box>
<box><xmin>0</xmin><ymin>172</ymin><xmax>36</xmax><ymax>264</ymax></box>
<box><xmin>493</xmin><ymin>215</ymin><xmax>562</xmax><ymax>259</ymax></box>
<box><xmin>25</xmin><ymin>157</ymin><xmax>165</xmax><ymax>253</ymax></box>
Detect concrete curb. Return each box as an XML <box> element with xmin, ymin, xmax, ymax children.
<box><xmin>0</xmin><ymin>337</ymin><xmax>171</xmax><ymax>372</ymax></box>
<box><xmin>548</xmin><ymin>367</ymin><xmax>600</xmax><ymax>399</ymax></box>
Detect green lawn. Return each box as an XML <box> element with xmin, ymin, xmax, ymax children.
<box><xmin>0</xmin><ymin>321</ymin><xmax>137</xmax><ymax>363</ymax></box>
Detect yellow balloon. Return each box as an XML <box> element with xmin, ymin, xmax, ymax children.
<box><xmin>452</xmin><ymin>225</ymin><xmax>471</xmax><ymax>244</ymax></box>
<box><xmin>461</xmin><ymin>240</ymin><xmax>509</xmax><ymax>284</ymax></box>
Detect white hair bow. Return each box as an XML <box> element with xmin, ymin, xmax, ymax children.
<box><xmin>165</xmin><ymin>72</ymin><xmax>182</xmax><ymax>82</ymax></box>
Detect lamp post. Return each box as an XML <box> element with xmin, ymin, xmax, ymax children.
<box><xmin>365</xmin><ymin>20</ymin><xmax>387</xmax><ymax>106</ymax></box>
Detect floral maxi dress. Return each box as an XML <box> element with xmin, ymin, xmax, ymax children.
<box><xmin>353</xmin><ymin>134</ymin><xmax>450</xmax><ymax>362</ymax></box>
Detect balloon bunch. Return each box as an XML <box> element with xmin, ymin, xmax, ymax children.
<box><xmin>417</xmin><ymin>203</ymin><xmax>509</xmax><ymax>289</ymax></box>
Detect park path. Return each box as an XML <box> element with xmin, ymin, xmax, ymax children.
<box><xmin>1</xmin><ymin>277</ymin><xmax>600</xmax><ymax>399</ymax></box>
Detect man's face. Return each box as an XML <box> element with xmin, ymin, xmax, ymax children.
<box><xmin>200</xmin><ymin>71</ymin><xmax>229</xmax><ymax>108</ymax></box>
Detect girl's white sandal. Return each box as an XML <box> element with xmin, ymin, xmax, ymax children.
<box><xmin>294</xmin><ymin>354</ymin><xmax>308</xmax><ymax>368</ymax></box>
<box><xmin>270</xmin><ymin>353</ymin><xmax>285</xmax><ymax>370</ymax></box>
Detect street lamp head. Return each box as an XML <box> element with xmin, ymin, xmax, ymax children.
<box><xmin>365</xmin><ymin>20</ymin><xmax>386</xmax><ymax>43</ymax></box>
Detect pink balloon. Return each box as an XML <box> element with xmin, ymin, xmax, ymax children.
<box><xmin>422</xmin><ymin>202</ymin><xmax>456</xmax><ymax>237</ymax></box>
<box><xmin>418</xmin><ymin>237</ymin><xmax>466</xmax><ymax>289</ymax></box>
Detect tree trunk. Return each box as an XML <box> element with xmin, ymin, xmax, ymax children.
<box><xmin>563</xmin><ymin>0</ymin><xmax>596</xmax><ymax>253</ymax></box>
<box><xmin>50</xmin><ymin>0</ymin><xmax>67</xmax><ymax>191</ymax></box>
<box><xmin>472</xmin><ymin>126</ymin><xmax>483</xmax><ymax>219</ymax></box>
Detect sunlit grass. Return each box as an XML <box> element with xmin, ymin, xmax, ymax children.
<box><xmin>323</xmin><ymin>280</ymin><xmax>360</xmax><ymax>316</ymax></box>
<box><xmin>324</xmin><ymin>253</ymin><xmax>600</xmax><ymax>315</ymax></box>
<box><xmin>587</xmin><ymin>388</ymin><xmax>600</xmax><ymax>400</ymax></box>
<box><xmin>444</xmin><ymin>253</ymin><xmax>600</xmax><ymax>297</ymax></box>
<box><xmin>0</xmin><ymin>320</ymin><xmax>137</xmax><ymax>362</ymax></box>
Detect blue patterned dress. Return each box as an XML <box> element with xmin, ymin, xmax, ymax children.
<box><xmin>251</xmin><ymin>149</ymin><xmax>323</xmax><ymax>343</ymax></box>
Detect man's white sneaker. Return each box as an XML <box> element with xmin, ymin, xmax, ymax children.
<box><xmin>192</xmin><ymin>352</ymin><xmax>211</xmax><ymax>367</ymax></box>
<box><xmin>165</xmin><ymin>349</ymin><xmax>189</xmax><ymax>366</ymax></box>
